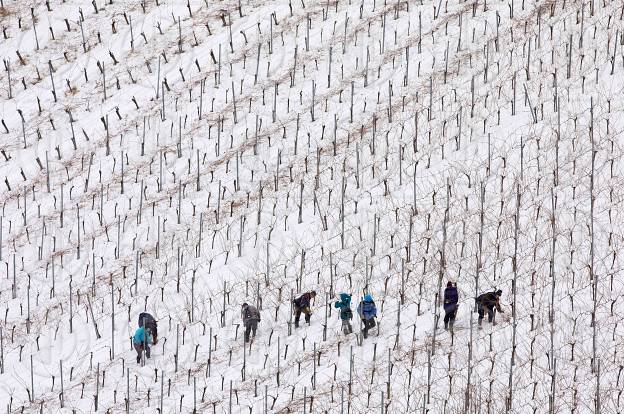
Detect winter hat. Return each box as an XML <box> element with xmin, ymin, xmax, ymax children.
<box><xmin>364</xmin><ymin>294</ymin><xmax>373</xmax><ymax>302</ymax></box>
<box><xmin>310</xmin><ymin>290</ymin><xmax>317</xmax><ymax>297</ymax></box>
<box><xmin>242</xmin><ymin>303</ymin><xmax>248</xmax><ymax>308</ymax></box>
<box><xmin>495</xmin><ymin>289</ymin><xmax>503</xmax><ymax>296</ymax></box>
<box><xmin>447</xmin><ymin>281</ymin><xmax>453</xmax><ymax>287</ymax></box>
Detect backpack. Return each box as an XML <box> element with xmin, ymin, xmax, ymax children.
<box><xmin>359</xmin><ymin>301</ymin><xmax>376</xmax><ymax>320</ymax></box>
<box><xmin>138</xmin><ymin>313</ymin><xmax>157</xmax><ymax>331</ymax></box>
<box><xmin>293</xmin><ymin>294</ymin><xmax>306</xmax><ymax>308</ymax></box>
<box><xmin>245</xmin><ymin>306</ymin><xmax>260</xmax><ymax>320</ymax></box>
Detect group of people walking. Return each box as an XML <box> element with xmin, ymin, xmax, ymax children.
<box><xmin>334</xmin><ymin>293</ymin><xmax>378</xmax><ymax>338</ymax></box>
<box><xmin>240</xmin><ymin>290</ymin><xmax>379</xmax><ymax>343</ymax></box>
<box><xmin>236</xmin><ymin>282</ymin><xmax>504</xmax><ymax>346</ymax></box>
<box><xmin>240</xmin><ymin>290</ymin><xmax>378</xmax><ymax>343</ymax></box>
<box><xmin>131</xmin><ymin>284</ymin><xmax>503</xmax><ymax>363</ymax></box>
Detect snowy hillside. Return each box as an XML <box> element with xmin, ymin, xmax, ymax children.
<box><xmin>1</xmin><ymin>0</ymin><xmax>624</xmax><ymax>412</ymax></box>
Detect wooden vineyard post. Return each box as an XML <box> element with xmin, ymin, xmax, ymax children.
<box><xmin>175</xmin><ymin>324</ymin><xmax>180</xmax><ymax>372</ymax></box>
<box><xmin>111</xmin><ymin>282</ymin><xmax>115</xmax><ymax>360</ymax></box>
<box><xmin>475</xmin><ymin>181</ymin><xmax>485</xmax><ymax>311</ymax></box>
<box><xmin>59</xmin><ymin>360</ymin><xmax>64</xmax><ymax>408</ymax></box>
<box><xmin>191</xmin><ymin>270</ymin><xmax>196</xmax><ymax>322</ymax></box>
<box><xmin>507</xmin><ymin>182</ymin><xmax>521</xmax><ymax>411</ymax></box>
<box><xmin>548</xmin><ymin>187</ymin><xmax>557</xmax><ymax>414</ymax></box>
<box><xmin>242</xmin><ymin>333</ymin><xmax>246</xmax><ymax>381</ymax></box>
<box><xmin>323</xmin><ymin>293</ymin><xmax>328</xmax><ymax>341</ymax></box>
<box><xmin>156</xmin><ymin>370</ymin><xmax>164</xmax><ymax>412</ymax></box>
<box><xmin>0</xmin><ymin>326</ymin><xmax>3</xmax><ymax>374</ymax></box>
<box><xmin>431</xmin><ymin>181</ymin><xmax>450</xmax><ymax>356</ymax></box>
<box><xmin>86</xmin><ymin>294</ymin><xmax>102</xmax><ymax>339</ymax></box>
<box><xmin>69</xmin><ymin>279</ymin><xmax>73</xmax><ymax>333</ymax></box>
<box><xmin>30</xmin><ymin>355</ymin><xmax>34</xmax><ymax>402</ymax></box>
<box><xmin>589</xmin><ymin>97</ymin><xmax>598</xmax><ymax>374</ymax></box>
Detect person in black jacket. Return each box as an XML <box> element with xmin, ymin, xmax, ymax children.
<box><xmin>241</xmin><ymin>303</ymin><xmax>261</xmax><ymax>343</ymax></box>
<box><xmin>476</xmin><ymin>289</ymin><xmax>504</xmax><ymax>326</ymax></box>
<box><xmin>293</xmin><ymin>291</ymin><xmax>316</xmax><ymax>328</ymax></box>
<box><xmin>443</xmin><ymin>281</ymin><xmax>458</xmax><ymax>331</ymax></box>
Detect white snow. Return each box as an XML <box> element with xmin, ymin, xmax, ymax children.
<box><xmin>0</xmin><ymin>0</ymin><xmax>623</xmax><ymax>412</ymax></box>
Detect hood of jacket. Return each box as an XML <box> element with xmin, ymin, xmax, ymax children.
<box><xmin>339</xmin><ymin>293</ymin><xmax>351</xmax><ymax>305</ymax></box>
<box><xmin>364</xmin><ymin>294</ymin><xmax>374</xmax><ymax>302</ymax></box>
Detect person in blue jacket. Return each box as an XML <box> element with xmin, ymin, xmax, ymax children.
<box><xmin>443</xmin><ymin>281</ymin><xmax>459</xmax><ymax>331</ymax></box>
<box><xmin>357</xmin><ymin>294</ymin><xmax>377</xmax><ymax>339</ymax></box>
<box><xmin>334</xmin><ymin>293</ymin><xmax>353</xmax><ymax>334</ymax></box>
<box><xmin>133</xmin><ymin>326</ymin><xmax>153</xmax><ymax>363</ymax></box>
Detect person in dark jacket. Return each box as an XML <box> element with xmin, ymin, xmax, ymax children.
<box><xmin>443</xmin><ymin>281</ymin><xmax>459</xmax><ymax>331</ymax></box>
<box><xmin>133</xmin><ymin>326</ymin><xmax>153</xmax><ymax>363</ymax></box>
<box><xmin>476</xmin><ymin>289</ymin><xmax>504</xmax><ymax>326</ymax></box>
<box><xmin>357</xmin><ymin>294</ymin><xmax>377</xmax><ymax>339</ymax></box>
<box><xmin>334</xmin><ymin>293</ymin><xmax>353</xmax><ymax>334</ymax></box>
<box><xmin>241</xmin><ymin>303</ymin><xmax>261</xmax><ymax>343</ymax></box>
<box><xmin>138</xmin><ymin>312</ymin><xmax>158</xmax><ymax>344</ymax></box>
<box><xmin>293</xmin><ymin>291</ymin><xmax>316</xmax><ymax>328</ymax></box>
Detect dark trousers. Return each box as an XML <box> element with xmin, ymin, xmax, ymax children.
<box><xmin>341</xmin><ymin>320</ymin><xmax>353</xmax><ymax>334</ymax></box>
<box><xmin>477</xmin><ymin>304</ymin><xmax>495</xmax><ymax>325</ymax></box>
<box><xmin>361</xmin><ymin>318</ymin><xmax>376</xmax><ymax>338</ymax></box>
<box><xmin>294</xmin><ymin>306</ymin><xmax>311</xmax><ymax>327</ymax></box>
<box><xmin>444</xmin><ymin>305</ymin><xmax>457</xmax><ymax>328</ymax></box>
<box><xmin>134</xmin><ymin>342</ymin><xmax>150</xmax><ymax>362</ymax></box>
<box><xmin>244</xmin><ymin>320</ymin><xmax>258</xmax><ymax>342</ymax></box>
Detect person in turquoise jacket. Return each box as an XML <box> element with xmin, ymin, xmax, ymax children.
<box><xmin>133</xmin><ymin>326</ymin><xmax>153</xmax><ymax>363</ymax></box>
<box><xmin>334</xmin><ymin>293</ymin><xmax>353</xmax><ymax>334</ymax></box>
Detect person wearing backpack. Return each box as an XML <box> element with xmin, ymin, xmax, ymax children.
<box><xmin>133</xmin><ymin>325</ymin><xmax>153</xmax><ymax>363</ymax></box>
<box><xmin>241</xmin><ymin>303</ymin><xmax>261</xmax><ymax>343</ymax></box>
<box><xmin>357</xmin><ymin>294</ymin><xmax>377</xmax><ymax>339</ymax></box>
<box><xmin>334</xmin><ymin>293</ymin><xmax>353</xmax><ymax>334</ymax></box>
<box><xmin>293</xmin><ymin>291</ymin><xmax>316</xmax><ymax>328</ymax></box>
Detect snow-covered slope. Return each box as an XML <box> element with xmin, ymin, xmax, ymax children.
<box><xmin>1</xmin><ymin>0</ymin><xmax>623</xmax><ymax>412</ymax></box>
